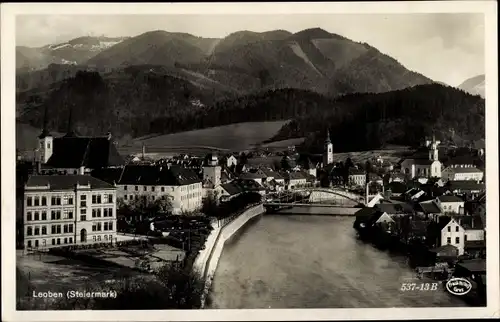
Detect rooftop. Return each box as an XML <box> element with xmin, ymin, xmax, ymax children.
<box><xmin>25</xmin><ymin>175</ymin><xmax>115</xmax><ymax>190</ymax></box>
<box><xmin>445</xmin><ymin>167</ymin><xmax>483</xmax><ymax>174</ymax></box>
<box><xmin>437</xmin><ymin>195</ymin><xmax>464</xmax><ymax>203</ymax></box>
<box><xmin>418</xmin><ymin>201</ymin><xmax>442</xmax><ymax>214</ymax></box>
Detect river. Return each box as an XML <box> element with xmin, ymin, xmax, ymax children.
<box><xmin>208</xmin><ymin>215</ymin><xmax>467</xmax><ymax>308</ymax></box>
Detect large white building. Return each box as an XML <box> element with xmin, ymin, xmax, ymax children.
<box><xmin>92</xmin><ymin>165</ymin><xmax>203</xmax><ymax>215</ymax></box>
<box><xmin>441</xmin><ymin>167</ymin><xmax>484</xmax><ymax>182</ymax></box>
<box><xmin>23</xmin><ymin>175</ymin><xmax>117</xmax><ymax>250</ymax></box>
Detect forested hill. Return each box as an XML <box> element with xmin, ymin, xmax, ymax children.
<box><xmin>269</xmin><ymin>83</ymin><xmax>485</xmax><ymax>152</ymax></box>
<box><xmin>17</xmin><ymin>70</ymin><xmax>484</xmax><ymax>152</ymax></box>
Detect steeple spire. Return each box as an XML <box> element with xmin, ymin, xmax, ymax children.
<box><xmin>65</xmin><ymin>107</ymin><xmax>76</xmax><ymax>137</ymax></box>
<box><xmin>38</xmin><ymin>104</ymin><xmax>51</xmax><ymax>139</ymax></box>
<box><xmin>325</xmin><ymin>129</ymin><xmax>331</xmax><ymax>144</ymax></box>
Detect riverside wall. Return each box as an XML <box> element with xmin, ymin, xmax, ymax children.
<box><xmin>198</xmin><ymin>204</ymin><xmax>265</xmax><ymax>308</ymax></box>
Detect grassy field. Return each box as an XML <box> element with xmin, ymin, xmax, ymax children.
<box><xmin>121</xmin><ymin>120</ymin><xmax>290</xmax><ymax>155</ymax></box>
<box><xmin>261</xmin><ymin>137</ymin><xmax>306</xmax><ymax>149</ymax></box>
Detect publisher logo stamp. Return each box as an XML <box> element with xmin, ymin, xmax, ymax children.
<box><xmin>445</xmin><ymin>277</ymin><xmax>472</xmax><ymax>296</ymax></box>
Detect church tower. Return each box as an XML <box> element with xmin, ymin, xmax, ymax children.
<box><xmin>323</xmin><ymin>129</ymin><xmax>333</xmax><ymax>166</ymax></box>
<box><xmin>38</xmin><ymin>105</ymin><xmax>53</xmax><ymax>164</ymax></box>
<box><xmin>428</xmin><ymin>133</ymin><xmax>441</xmax><ymax>161</ymax></box>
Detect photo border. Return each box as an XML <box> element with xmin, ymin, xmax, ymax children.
<box><xmin>2</xmin><ymin>2</ymin><xmax>498</xmax><ymax>321</ymax></box>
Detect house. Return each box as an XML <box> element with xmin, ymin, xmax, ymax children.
<box><xmin>458</xmin><ymin>215</ymin><xmax>486</xmax><ymax>257</ymax></box>
<box><xmin>367</xmin><ymin>193</ymin><xmax>385</xmax><ymax>207</ymax></box>
<box><xmin>285</xmin><ymin>171</ymin><xmax>308</xmax><ymax>189</ymax></box>
<box><xmin>239</xmin><ymin>172</ymin><xmax>266</xmax><ymax>185</ymax></box>
<box><xmin>385</xmin><ymin>181</ymin><xmax>407</xmax><ymax>197</ymax></box>
<box><xmin>437</xmin><ymin>217</ymin><xmax>465</xmax><ymax>255</ymax></box>
<box><xmin>404</xmin><ymin>188</ymin><xmax>426</xmax><ymax>202</ymax></box>
<box><xmin>441</xmin><ymin>167</ymin><xmax>484</xmax><ymax>182</ymax></box>
<box><xmin>435</xmin><ymin>195</ymin><xmax>465</xmax><ymax>215</ymax></box>
<box><xmin>353</xmin><ymin>207</ymin><xmax>379</xmax><ymax>230</ymax></box>
<box><xmin>256</xmin><ymin>168</ymin><xmax>278</xmax><ymax>183</ymax></box>
<box><xmin>348</xmin><ymin>168</ymin><xmax>366</xmax><ymax>187</ymax></box>
<box><xmin>375</xmin><ymin>202</ymin><xmax>414</xmax><ymax>218</ymax></box>
<box><xmin>92</xmin><ymin>165</ymin><xmax>203</xmax><ymax>215</ymax></box>
<box><xmin>389</xmin><ymin>172</ymin><xmax>406</xmax><ymax>183</ymax></box>
<box><xmin>38</xmin><ymin>129</ymin><xmax>125</xmax><ymax>174</ymax></box>
<box><xmin>464</xmin><ymin>191</ymin><xmax>486</xmax><ymax>216</ymax></box>
<box><xmin>368</xmin><ymin>173</ymin><xmax>384</xmax><ymax>185</ymax></box>
<box><xmin>217</xmin><ymin>182</ymin><xmax>244</xmax><ymax>202</ymax></box>
<box><xmin>266</xmin><ymin>179</ymin><xmax>285</xmax><ymax>193</ymax></box>
<box><xmin>446</xmin><ymin>180</ymin><xmax>485</xmax><ymax>199</ymax></box>
<box><xmin>23</xmin><ymin>175</ymin><xmax>117</xmax><ymax>250</ymax></box>
<box><xmin>417</xmin><ymin>201</ymin><xmax>442</xmax><ymax>220</ymax></box>
<box><xmin>225</xmin><ymin>155</ymin><xmax>238</xmax><ymax>168</ymax></box>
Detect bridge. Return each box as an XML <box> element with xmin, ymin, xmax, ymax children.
<box><xmin>264</xmin><ymin>187</ymin><xmax>365</xmax><ymax>209</ymax></box>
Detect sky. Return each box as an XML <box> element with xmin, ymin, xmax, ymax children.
<box><xmin>16</xmin><ymin>13</ymin><xmax>485</xmax><ymax>86</ymax></box>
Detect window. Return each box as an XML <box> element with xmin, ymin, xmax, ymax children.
<box><xmin>68</xmin><ymin>197</ymin><xmax>73</xmax><ymax>205</ymax></box>
<box><xmin>41</xmin><ymin>226</ymin><xmax>47</xmax><ymax>235</ymax></box>
<box><xmin>64</xmin><ymin>238</ymin><xmax>67</xmax><ymax>244</ymax></box>
<box><xmin>27</xmin><ymin>240</ymin><xmax>32</xmax><ymax>248</ymax></box>
<box><xmin>92</xmin><ymin>224</ymin><xmax>97</xmax><ymax>232</ymax></box>
<box><xmin>135</xmin><ymin>186</ymin><xmax>138</xmax><ymax>191</ymax></box>
<box><xmin>63</xmin><ymin>224</ymin><xmax>68</xmax><ymax>233</ymax></box>
<box><xmin>51</xmin><ymin>211</ymin><xmax>56</xmax><ymax>220</ymax></box>
<box><xmin>447</xmin><ymin>226</ymin><xmax>451</xmax><ymax>232</ymax></box>
<box><xmin>108</xmin><ymin>194</ymin><xmax>113</xmax><ymax>203</ymax></box>
<box><xmin>108</xmin><ymin>208</ymin><xmax>113</xmax><ymax>217</ymax></box>
<box><xmin>92</xmin><ymin>209</ymin><xmax>96</xmax><ymax>218</ymax></box>
<box><xmin>27</xmin><ymin>226</ymin><xmax>33</xmax><ymax>236</ymax></box>
<box><xmin>27</xmin><ymin>197</ymin><xmax>32</xmax><ymax>206</ymax></box>
<box><xmin>57</xmin><ymin>238</ymin><xmax>60</xmax><ymax>245</ymax></box>
<box><xmin>161</xmin><ymin>187</ymin><xmax>165</xmax><ymax>192</ymax></box>
<box><xmin>455</xmin><ymin>237</ymin><xmax>460</xmax><ymax>244</ymax></box>
<box><xmin>63</xmin><ymin>196</ymin><xmax>68</xmax><ymax>205</ymax></box>
<box><xmin>68</xmin><ymin>211</ymin><xmax>73</xmax><ymax>219</ymax></box>
<box><xmin>92</xmin><ymin>195</ymin><xmax>96</xmax><ymax>204</ymax></box>
<box><xmin>41</xmin><ymin>211</ymin><xmax>47</xmax><ymax>220</ymax></box>
<box><xmin>56</xmin><ymin>211</ymin><xmax>61</xmax><ymax>220</ymax></box>
<box><xmin>446</xmin><ymin>237</ymin><xmax>451</xmax><ymax>244</ymax></box>
<box><xmin>97</xmin><ymin>235</ymin><xmax>101</xmax><ymax>241</ymax></box>
<box><xmin>151</xmin><ymin>187</ymin><xmax>155</xmax><ymax>192</ymax></box>
<box><xmin>97</xmin><ymin>222</ymin><xmax>102</xmax><ymax>231</ymax></box>
<box><xmin>143</xmin><ymin>186</ymin><xmax>147</xmax><ymax>191</ymax></box>
<box><xmin>81</xmin><ymin>209</ymin><xmax>86</xmax><ymax>215</ymax></box>
<box><xmin>455</xmin><ymin>226</ymin><xmax>459</xmax><ymax>232</ymax></box>
<box><xmin>81</xmin><ymin>215</ymin><xmax>86</xmax><ymax>221</ymax></box>
<box><xmin>103</xmin><ymin>208</ymin><xmax>108</xmax><ymax>217</ymax></box>
<box><xmin>109</xmin><ymin>222</ymin><xmax>113</xmax><ymax>231</ymax></box>
<box><xmin>124</xmin><ymin>195</ymin><xmax>128</xmax><ymax>200</ymax></box>
<box><xmin>81</xmin><ymin>195</ymin><xmax>87</xmax><ymax>200</ymax></box>
<box><xmin>151</xmin><ymin>196</ymin><xmax>155</xmax><ymax>201</ymax></box>
<box><xmin>35</xmin><ymin>240</ymin><xmax>39</xmax><ymax>248</ymax></box>
<box><xmin>97</xmin><ymin>209</ymin><xmax>101</xmax><ymax>217</ymax></box>
<box><xmin>27</xmin><ymin>212</ymin><xmax>32</xmax><ymax>221</ymax></box>
<box><xmin>97</xmin><ymin>195</ymin><xmax>102</xmax><ymax>204</ymax></box>
<box><xmin>465</xmin><ymin>235</ymin><xmax>468</xmax><ymax>241</ymax></box>
<box><xmin>51</xmin><ymin>225</ymin><xmax>56</xmax><ymax>234</ymax></box>
<box><xmin>124</xmin><ymin>185</ymin><xmax>128</xmax><ymax>191</ymax></box>
<box><xmin>56</xmin><ymin>225</ymin><xmax>61</xmax><ymax>234</ymax></box>
<box><xmin>34</xmin><ymin>227</ymin><xmax>40</xmax><ymax>235</ymax></box>
<box><xmin>104</xmin><ymin>222</ymin><xmax>109</xmax><ymax>231</ymax></box>
<box><xmin>68</xmin><ymin>224</ymin><xmax>73</xmax><ymax>233</ymax></box>
<box><xmin>52</xmin><ymin>239</ymin><xmax>55</xmax><ymax>245</ymax></box>
<box><xmin>81</xmin><ymin>200</ymin><xmax>87</xmax><ymax>207</ymax></box>
<box><xmin>69</xmin><ymin>237</ymin><xmax>73</xmax><ymax>244</ymax></box>
<box><xmin>34</xmin><ymin>196</ymin><xmax>40</xmax><ymax>206</ymax></box>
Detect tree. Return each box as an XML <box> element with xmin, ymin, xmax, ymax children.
<box><xmin>280</xmin><ymin>156</ymin><xmax>291</xmax><ymax>171</ymax></box>
<box><xmin>202</xmin><ymin>190</ymin><xmax>220</xmax><ymax>225</ymax></box>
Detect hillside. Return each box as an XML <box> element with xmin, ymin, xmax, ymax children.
<box><xmin>269</xmin><ymin>83</ymin><xmax>485</xmax><ymax>153</ymax></box>
<box><xmin>458</xmin><ymin>74</ymin><xmax>485</xmax><ymax>98</ymax></box>
<box><xmin>16</xmin><ymin>36</ymin><xmax>127</xmax><ymax>71</ymax></box>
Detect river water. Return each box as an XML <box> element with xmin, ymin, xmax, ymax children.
<box><xmin>208</xmin><ymin>215</ymin><xmax>467</xmax><ymax>308</ymax></box>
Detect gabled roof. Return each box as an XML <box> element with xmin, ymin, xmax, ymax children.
<box><xmin>287</xmin><ymin>171</ymin><xmax>308</xmax><ymax>180</ymax></box>
<box><xmin>221</xmin><ymin>182</ymin><xmax>243</xmax><ymax>196</ymax></box>
<box><xmin>437</xmin><ymin>195</ymin><xmax>464</xmax><ymax>203</ymax></box>
<box><xmin>239</xmin><ymin>172</ymin><xmax>265</xmax><ymax>180</ymax></box>
<box><xmin>47</xmin><ymin>136</ymin><xmax>125</xmax><ymax>169</ymax></box>
<box><xmin>418</xmin><ymin>201</ymin><xmax>442</xmax><ymax>214</ymax></box>
<box><xmin>447</xmin><ymin>180</ymin><xmax>485</xmax><ymax>192</ymax></box>
<box><xmin>444</xmin><ymin>155</ymin><xmax>476</xmax><ymax>166</ymax></box>
<box><xmin>25</xmin><ymin>175</ymin><xmax>114</xmax><ymax>190</ymax></box>
<box><xmin>445</xmin><ymin>167</ymin><xmax>483</xmax><ymax>174</ymax></box>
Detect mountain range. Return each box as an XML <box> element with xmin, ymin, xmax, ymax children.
<box><xmin>17</xmin><ymin>28</ymin><xmax>434</xmax><ymax>96</ymax></box>
<box><xmin>15</xmin><ymin>28</ymin><xmax>485</xmax><ymax>152</ymax></box>
<box><xmin>458</xmin><ymin>74</ymin><xmax>485</xmax><ymax>98</ymax></box>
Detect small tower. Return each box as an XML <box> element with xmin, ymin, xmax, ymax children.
<box><xmin>323</xmin><ymin>129</ymin><xmax>334</xmax><ymax>166</ymax></box>
<box><xmin>38</xmin><ymin>105</ymin><xmax>53</xmax><ymax>164</ymax></box>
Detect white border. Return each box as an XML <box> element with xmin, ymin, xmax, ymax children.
<box><xmin>1</xmin><ymin>2</ymin><xmax>498</xmax><ymax>321</ymax></box>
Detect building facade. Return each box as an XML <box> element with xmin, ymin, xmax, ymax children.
<box><xmin>441</xmin><ymin>167</ymin><xmax>484</xmax><ymax>182</ymax></box>
<box><xmin>440</xmin><ymin>218</ymin><xmax>465</xmax><ymax>255</ymax></box>
<box><xmin>23</xmin><ymin>175</ymin><xmax>117</xmax><ymax>250</ymax></box>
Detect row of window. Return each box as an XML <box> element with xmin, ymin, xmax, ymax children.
<box><xmin>123</xmin><ymin>184</ymin><xmax>200</xmax><ymax>192</ymax></box>
<box><xmin>26</xmin><ymin>196</ymin><xmax>72</xmax><ymax>207</ymax></box>
<box><xmin>91</xmin><ymin>222</ymin><xmax>114</xmax><ymax>232</ymax></box>
<box><xmin>447</xmin><ymin>225</ymin><xmax>460</xmax><ymax>232</ymax></box>
<box><xmin>26</xmin><ymin>235</ymin><xmax>116</xmax><ymax>248</ymax></box>
<box><xmin>26</xmin><ymin>224</ymin><xmax>74</xmax><ymax>236</ymax></box>
<box><xmin>90</xmin><ymin>194</ymin><xmax>114</xmax><ymax>204</ymax></box>
<box><xmin>446</xmin><ymin>236</ymin><xmax>463</xmax><ymax>244</ymax></box>
<box><xmin>26</xmin><ymin>210</ymin><xmax>74</xmax><ymax>221</ymax></box>
<box><xmin>181</xmin><ymin>192</ymin><xmax>201</xmax><ymax>201</ymax></box>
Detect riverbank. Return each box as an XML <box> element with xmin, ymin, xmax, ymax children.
<box><xmin>197</xmin><ymin>204</ymin><xmax>265</xmax><ymax>308</ymax></box>
<box><xmin>270</xmin><ymin>206</ymin><xmax>359</xmax><ymax>216</ymax></box>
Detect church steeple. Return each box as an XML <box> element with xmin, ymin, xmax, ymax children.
<box><xmin>323</xmin><ymin>128</ymin><xmax>333</xmax><ymax>166</ymax></box>
<box><xmin>64</xmin><ymin>107</ymin><xmax>77</xmax><ymax>138</ymax></box>
<box><xmin>325</xmin><ymin>129</ymin><xmax>331</xmax><ymax>144</ymax></box>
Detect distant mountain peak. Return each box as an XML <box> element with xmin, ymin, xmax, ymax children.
<box><xmin>458</xmin><ymin>74</ymin><xmax>485</xmax><ymax>98</ymax></box>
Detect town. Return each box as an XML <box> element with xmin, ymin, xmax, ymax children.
<box><xmin>15</xmin><ymin>114</ymin><xmax>487</xmax><ymax>308</ymax></box>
